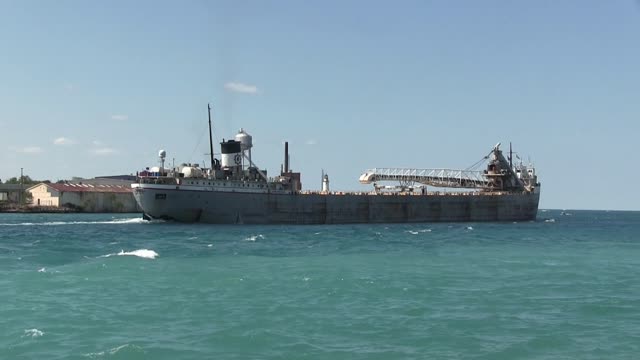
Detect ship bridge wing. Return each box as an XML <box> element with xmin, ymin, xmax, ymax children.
<box><xmin>359</xmin><ymin>168</ymin><xmax>489</xmax><ymax>189</ymax></box>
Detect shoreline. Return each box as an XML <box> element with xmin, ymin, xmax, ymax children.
<box><xmin>0</xmin><ymin>205</ymin><xmax>138</xmax><ymax>214</ymax></box>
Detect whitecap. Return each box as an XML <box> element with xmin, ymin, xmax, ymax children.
<box><xmin>118</xmin><ymin>249</ymin><xmax>158</xmax><ymax>259</ymax></box>
<box><xmin>207</xmin><ymin>244</ymin><xmax>213</xmax><ymax>247</ymax></box>
<box><xmin>244</xmin><ymin>234</ymin><xmax>265</xmax><ymax>242</ymax></box>
<box><xmin>407</xmin><ymin>230</ymin><xmax>419</xmax><ymax>235</ymax></box>
<box><xmin>100</xmin><ymin>249</ymin><xmax>158</xmax><ymax>259</ymax></box>
<box><xmin>419</xmin><ymin>229</ymin><xmax>432</xmax><ymax>233</ymax></box>
<box><xmin>545</xmin><ymin>218</ymin><xmax>556</xmax><ymax>223</ymax></box>
<box><xmin>543</xmin><ymin>261</ymin><xmax>566</xmax><ymax>266</ymax></box>
<box><xmin>23</xmin><ymin>328</ymin><xmax>44</xmax><ymax>338</ymax></box>
<box><xmin>466</xmin><ymin>226</ymin><xmax>474</xmax><ymax>230</ymax></box>
<box><xmin>303</xmin><ymin>277</ymin><xmax>311</xmax><ymax>281</ymax></box>
<box><xmin>37</xmin><ymin>267</ymin><xmax>46</xmax><ymax>273</ymax></box>
<box><xmin>83</xmin><ymin>344</ymin><xmax>143</xmax><ymax>358</ymax></box>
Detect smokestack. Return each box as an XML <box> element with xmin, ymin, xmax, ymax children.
<box><xmin>284</xmin><ymin>142</ymin><xmax>289</xmax><ymax>173</ymax></box>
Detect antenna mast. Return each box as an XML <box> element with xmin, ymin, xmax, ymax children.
<box><xmin>509</xmin><ymin>142</ymin><xmax>513</xmax><ymax>169</ymax></box>
<box><xmin>208</xmin><ymin>103</ymin><xmax>215</xmax><ymax>170</ymax></box>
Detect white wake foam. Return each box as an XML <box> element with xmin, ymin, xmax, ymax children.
<box><xmin>0</xmin><ymin>217</ymin><xmax>150</xmax><ymax>226</ymax></box>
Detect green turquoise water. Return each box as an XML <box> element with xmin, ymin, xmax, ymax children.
<box><xmin>1</xmin><ymin>210</ymin><xmax>639</xmax><ymax>359</ymax></box>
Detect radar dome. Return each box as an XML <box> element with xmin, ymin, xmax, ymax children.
<box><xmin>235</xmin><ymin>128</ymin><xmax>253</xmax><ymax>150</ymax></box>
<box><xmin>159</xmin><ymin>149</ymin><xmax>167</xmax><ymax>159</ymax></box>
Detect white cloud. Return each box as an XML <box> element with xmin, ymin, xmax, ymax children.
<box><xmin>91</xmin><ymin>147</ymin><xmax>117</xmax><ymax>155</ymax></box>
<box><xmin>305</xmin><ymin>139</ymin><xmax>318</xmax><ymax>146</ymax></box>
<box><xmin>63</xmin><ymin>83</ymin><xmax>75</xmax><ymax>92</ymax></box>
<box><xmin>111</xmin><ymin>114</ymin><xmax>128</xmax><ymax>121</ymax></box>
<box><xmin>224</xmin><ymin>82</ymin><xmax>259</xmax><ymax>94</ymax></box>
<box><xmin>92</xmin><ymin>140</ymin><xmax>103</xmax><ymax>146</ymax></box>
<box><xmin>53</xmin><ymin>137</ymin><xmax>74</xmax><ymax>146</ymax></box>
<box><xmin>9</xmin><ymin>146</ymin><xmax>43</xmax><ymax>154</ymax></box>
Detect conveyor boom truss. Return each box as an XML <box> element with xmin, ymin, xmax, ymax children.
<box><xmin>360</xmin><ymin>168</ymin><xmax>490</xmax><ymax>189</ymax></box>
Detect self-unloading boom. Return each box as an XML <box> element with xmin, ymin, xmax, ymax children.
<box><xmin>359</xmin><ymin>144</ymin><xmax>538</xmax><ymax>192</ymax></box>
<box><xmin>359</xmin><ymin>168</ymin><xmax>489</xmax><ymax>189</ymax></box>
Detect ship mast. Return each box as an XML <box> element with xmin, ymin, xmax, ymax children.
<box><xmin>208</xmin><ymin>103</ymin><xmax>215</xmax><ymax>171</ymax></box>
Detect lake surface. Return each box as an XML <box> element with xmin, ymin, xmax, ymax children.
<box><xmin>1</xmin><ymin>210</ymin><xmax>638</xmax><ymax>359</ymax></box>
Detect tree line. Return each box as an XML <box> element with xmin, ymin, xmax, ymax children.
<box><xmin>2</xmin><ymin>176</ymin><xmax>52</xmax><ymax>185</ymax></box>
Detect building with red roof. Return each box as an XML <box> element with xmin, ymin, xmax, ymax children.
<box><xmin>26</xmin><ymin>182</ymin><xmax>139</xmax><ymax>212</ymax></box>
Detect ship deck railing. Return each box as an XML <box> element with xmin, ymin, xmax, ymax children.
<box><xmin>297</xmin><ymin>190</ymin><xmax>514</xmax><ymax>196</ymax></box>
<box><xmin>137</xmin><ymin>176</ymin><xmax>178</xmax><ymax>185</ymax></box>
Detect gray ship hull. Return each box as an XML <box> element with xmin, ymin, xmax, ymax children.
<box><xmin>133</xmin><ymin>186</ymin><xmax>540</xmax><ymax>224</ymax></box>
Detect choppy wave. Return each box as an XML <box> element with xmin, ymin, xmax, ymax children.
<box><xmin>2</xmin><ymin>210</ymin><xmax>640</xmax><ymax>360</ymax></box>
<box><xmin>100</xmin><ymin>249</ymin><xmax>159</xmax><ymax>259</ymax></box>
<box><xmin>0</xmin><ymin>218</ymin><xmax>151</xmax><ymax>226</ymax></box>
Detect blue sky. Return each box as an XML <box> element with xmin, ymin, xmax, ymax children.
<box><xmin>1</xmin><ymin>1</ymin><xmax>639</xmax><ymax>210</ymax></box>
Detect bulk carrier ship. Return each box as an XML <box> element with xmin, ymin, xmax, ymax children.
<box><xmin>132</xmin><ymin>105</ymin><xmax>540</xmax><ymax>224</ymax></box>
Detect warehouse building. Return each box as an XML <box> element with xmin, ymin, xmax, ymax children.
<box><xmin>27</xmin><ymin>182</ymin><xmax>139</xmax><ymax>212</ymax></box>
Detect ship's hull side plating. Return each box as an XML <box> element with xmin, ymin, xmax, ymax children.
<box><xmin>133</xmin><ymin>185</ymin><xmax>539</xmax><ymax>224</ymax></box>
